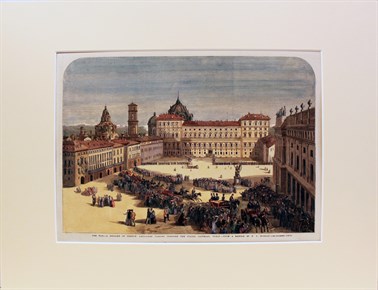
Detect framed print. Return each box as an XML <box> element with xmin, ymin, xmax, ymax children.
<box><xmin>1</xmin><ymin>2</ymin><xmax>376</xmax><ymax>290</ymax></box>
<box><xmin>56</xmin><ymin>50</ymin><xmax>322</xmax><ymax>243</ymax></box>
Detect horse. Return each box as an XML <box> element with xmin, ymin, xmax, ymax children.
<box><xmin>250</xmin><ymin>215</ymin><xmax>262</xmax><ymax>233</ymax></box>
<box><xmin>259</xmin><ymin>214</ymin><xmax>269</xmax><ymax>232</ymax></box>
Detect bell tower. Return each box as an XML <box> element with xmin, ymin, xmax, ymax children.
<box><xmin>128</xmin><ymin>103</ymin><xmax>138</xmax><ymax>137</ymax></box>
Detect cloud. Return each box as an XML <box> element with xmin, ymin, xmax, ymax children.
<box><xmin>62</xmin><ymin>56</ymin><xmax>316</xmax><ymax>126</ymax></box>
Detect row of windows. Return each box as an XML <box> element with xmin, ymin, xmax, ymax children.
<box><xmin>159</xmin><ymin>133</ymin><xmax>179</xmax><ymax>138</ymax></box>
<box><xmin>143</xmin><ymin>153</ymin><xmax>163</xmax><ymax>160</ymax></box>
<box><xmin>88</xmin><ymin>161</ymin><xmax>113</xmax><ymax>171</ymax></box>
<box><xmin>183</xmin><ymin>133</ymin><xmax>240</xmax><ymax>138</ymax></box>
<box><xmin>243</xmin><ymin>142</ymin><xmax>255</xmax><ymax>148</ymax></box>
<box><xmin>88</xmin><ymin>153</ymin><xmax>112</xmax><ymax>165</ymax></box>
<box><xmin>183</xmin><ymin>142</ymin><xmax>240</xmax><ymax>148</ymax></box>
<box><xmin>113</xmin><ymin>157</ymin><xmax>124</xmax><ymax>164</ymax></box>
<box><xmin>242</xmin><ymin>127</ymin><xmax>268</xmax><ymax>131</ymax></box>
<box><xmin>164</xmin><ymin>142</ymin><xmax>181</xmax><ymax>149</ymax></box>
<box><xmin>287</xmin><ymin>129</ymin><xmax>315</xmax><ymax>141</ymax></box>
<box><xmin>289</xmin><ymin>142</ymin><xmax>314</xmax><ymax>158</ymax></box>
<box><xmin>243</xmin><ymin>132</ymin><xmax>268</xmax><ymax>138</ymax></box>
<box><xmin>128</xmin><ymin>153</ymin><xmax>140</xmax><ymax>159</ymax></box>
<box><xmin>184</xmin><ymin>127</ymin><xmax>239</xmax><ymax>132</ymax></box>
<box><xmin>141</xmin><ymin>146</ymin><xmax>163</xmax><ymax>152</ymax></box>
<box><xmin>113</xmin><ymin>149</ymin><xmax>123</xmax><ymax>155</ymax></box>
<box><xmin>182</xmin><ymin>149</ymin><xmax>239</xmax><ymax>156</ymax></box>
<box><xmin>87</xmin><ymin>147</ymin><xmax>112</xmax><ymax>154</ymax></box>
<box><xmin>64</xmin><ymin>159</ymin><xmax>74</xmax><ymax>167</ymax></box>
<box><xmin>63</xmin><ymin>169</ymin><xmax>72</xmax><ymax>175</ymax></box>
<box><xmin>241</xmin><ymin>121</ymin><xmax>268</xmax><ymax>126</ymax></box>
<box><xmin>289</xmin><ymin>153</ymin><xmax>315</xmax><ymax>182</ymax></box>
<box><xmin>158</xmin><ymin>121</ymin><xmax>180</xmax><ymax>126</ymax></box>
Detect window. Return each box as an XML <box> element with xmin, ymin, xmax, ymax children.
<box><xmin>310</xmin><ymin>150</ymin><xmax>314</xmax><ymax>157</ymax></box>
<box><xmin>302</xmin><ymin>159</ymin><xmax>306</xmax><ymax>175</ymax></box>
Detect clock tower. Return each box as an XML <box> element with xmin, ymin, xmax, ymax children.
<box><xmin>128</xmin><ymin>103</ymin><xmax>138</xmax><ymax>137</ymax></box>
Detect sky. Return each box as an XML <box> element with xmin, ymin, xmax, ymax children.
<box><xmin>63</xmin><ymin>56</ymin><xmax>316</xmax><ymax>127</ymax></box>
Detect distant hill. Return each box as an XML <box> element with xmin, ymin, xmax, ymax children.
<box><xmin>63</xmin><ymin>125</ymin><xmax>147</xmax><ymax>137</ymax></box>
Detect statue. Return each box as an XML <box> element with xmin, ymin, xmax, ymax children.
<box><xmin>234</xmin><ymin>163</ymin><xmax>242</xmax><ymax>178</ymax></box>
<box><xmin>308</xmin><ymin>99</ymin><xmax>312</xmax><ymax>109</ymax></box>
<box><xmin>233</xmin><ymin>163</ymin><xmax>242</xmax><ymax>185</ymax></box>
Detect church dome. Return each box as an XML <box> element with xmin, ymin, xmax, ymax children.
<box><xmin>100</xmin><ymin>105</ymin><xmax>112</xmax><ymax>122</ymax></box>
<box><xmin>148</xmin><ymin>112</ymin><xmax>157</xmax><ymax>125</ymax></box>
<box><xmin>167</xmin><ymin>93</ymin><xmax>193</xmax><ymax>121</ymax></box>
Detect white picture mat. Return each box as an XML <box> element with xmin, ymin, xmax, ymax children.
<box><xmin>1</xmin><ymin>2</ymin><xmax>376</xmax><ymax>289</ymax></box>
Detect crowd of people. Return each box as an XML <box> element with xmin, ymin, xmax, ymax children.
<box><xmin>241</xmin><ymin>184</ymin><xmax>314</xmax><ymax>232</ymax></box>
<box><xmin>152</xmin><ymin>173</ymin><xmax>183</xmax><ymax>185</ymax></box>
<box><xmin>184</xmin><ymin>203</ymin><xmax>248</xmax><ymax>234</ymax></box>
<box><xmin>82</xmin><ymin>166</ymin><xmax>313</xmax><ymax>233</ymax></box>
<box><xmin>193</xmin><ymin>178</ymin><xmax>235</xmax><ymax>193</ymax></box>
<box><xmin>115</xmin><ymin>170</ymin><xmax>183</xmax><ymax>215</ymax></box>
<box><xmin>91</xmin><ymin>193</ymin><xmax>115</xmax><ymax>208</ymax></box>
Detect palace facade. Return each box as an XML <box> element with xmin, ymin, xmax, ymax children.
<box><xmin>273</xmin><ymin>102</ymin><xmax>315</xmax><ymax>216</ymax></box>
<box><xmin>153</xmin><ymin>109</ymin><xmax>271</xmax><ymax>158</ymax></box>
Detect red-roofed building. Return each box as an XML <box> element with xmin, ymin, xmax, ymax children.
<box><xmin>154</xmin><ymin>112</ymin><xmax>271</xmax><ymax>158</ymax></box>
<box><xmin>149</xmin><ymin>96</ymin><xmax>272</xmax><ymax>158</ymax></box>
<box><xmin>63</xmin><ymin>140</ymin><xmax>123</xmax><ymax>187</ymax></box>
<box><xmin>239</xmin><ymin>113</ymin><xmax>271</xmax><ymax>121</ymax></box>
<box><xmin>156</xmin><ymin>114</ymin><xmax>184</xmax><ymax>156</ymax></box>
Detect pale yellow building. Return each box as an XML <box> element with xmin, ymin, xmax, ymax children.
<box><xmin>134</xmin><ymin>136</ymin><xmax>164</xmax><ymax>163</ymax></box>
<box><xmin>63</xmin><ymin>140</ymin><xmax>121</xmax><ymax>187</ymax></box>
<box><xmin>155</xmin><ymin>112</ymin><xmax>271</xmax><ymax>158</ymax></box>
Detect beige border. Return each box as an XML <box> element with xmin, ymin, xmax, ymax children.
<box><xmin>1</xmin><ymin>2</ymin><xmax>377</xmax><ymax>289</ymax></box>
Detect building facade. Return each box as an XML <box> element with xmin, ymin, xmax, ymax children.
<box><xmin>134</xmin><ymin>136</ymin><xmax>164</xmax><ymax>163</ymax></box>
<box><xmin>155</xmin><ymin>112</ymin><xmax>271</xmax><ymax>158</ymax></box>
<box><xmin>63</xmin><ymin>140</ymin><xmax>124</xmax><ymax>187</ymax></box>
<box><xmin>156</xmin><ymin>114</ymin><xmax>185</xmax><ymax>157</ymax></box>
<box><xmin>253</xmin><ymin>135</ymin><xmax>276</xmax><ymax>163</ymax></box>
<box><xmin>273</xmin><ymin>104</ymin><xmax>315</xmax><ymax>216</ymax></box>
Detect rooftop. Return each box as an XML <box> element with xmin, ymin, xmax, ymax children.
<box><xmin>183</xmin><ymin>120</ymin><xmax>240</xmax><ymax>127</ymax></box>
<box><xmin>239</xmin><ymin>113</ymin><xmax>270</xmax><ymax>121</ymax></box>
<box><xmin>156</xmin><ymin>114</ymin><xmax>184</xmax><ymax>121</ymax></box>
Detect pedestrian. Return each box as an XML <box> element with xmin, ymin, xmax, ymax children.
<box><xmin>145</xmin><ymin>208</ymin><xmax>151</xmax><ymax>224</ymax></box>
<box><xmin>211</xmin><ymin>216</ymin><xmax>219</xmax><ymax>234</ymax></box>
<box><xmin>163</xmin><ymin>207</ymin><xmax>169</xmax><ymax>223</ymax></box>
